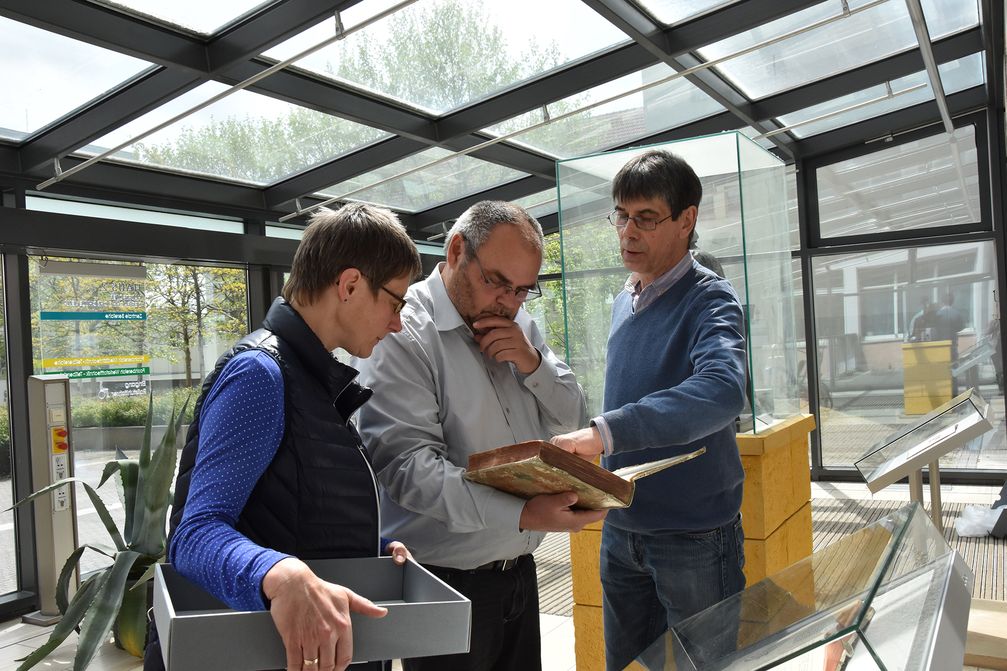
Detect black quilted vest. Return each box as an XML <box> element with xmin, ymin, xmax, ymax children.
<box><xmin>168</xmin><ymin>297</ymin><xmax>379</xmax><ymax>559</ymax></box>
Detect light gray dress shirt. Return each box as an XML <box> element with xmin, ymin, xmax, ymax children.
<box><xmin>353</xmin><ymin>265</ymin><xmax>587</xmax><ymax>569</ymax></box>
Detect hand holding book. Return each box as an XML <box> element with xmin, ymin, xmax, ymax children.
<box><xmin>464</xmin><ymin>440</ymin><xmax>706</xmax><ymax>510</ymax></box>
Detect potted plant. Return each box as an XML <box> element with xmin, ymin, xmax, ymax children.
<box><xmin>12</xmin><ymin>395</ymin><xmax>188</xmax><ymax>671</ymax></box>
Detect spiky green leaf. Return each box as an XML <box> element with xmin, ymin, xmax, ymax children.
<box><xmin>15</xmin><ymin>570</ymin><xmax>106</xmax><ymax>671</ymax></box>
<box><xmin>10</xmin><ymin>478</ymin><xmax>125</xmax><ymax>551</ymax></box>
<box><xmin>134</xmin><ymin>399</ymin><xmax>187</xmax><ymax>556</ymax></box>
<box><xmin>72</xmin><ymin>550</ymin><xmax>141</xmax><ymax>671</ymax></box>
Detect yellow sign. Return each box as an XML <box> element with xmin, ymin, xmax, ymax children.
<box><xmin>42</xmin><ymin>354</ymin><xmax>150</xmax><ymax>368</ymax></box>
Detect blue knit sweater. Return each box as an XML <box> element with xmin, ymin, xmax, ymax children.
<box><xmin>601</xmin><ymin>261</ymin><xmax>748</xmax><ymax>533</ymax></box>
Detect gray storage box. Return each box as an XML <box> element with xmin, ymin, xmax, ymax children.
<box><xmin>153</xmin><ymin>557</ymin><xmax>471</xmax><ymax>670</ymax></box>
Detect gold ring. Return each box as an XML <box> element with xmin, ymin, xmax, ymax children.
<box><xmin>303</xmin><ymin>659</ymin><xmax>318</xmax><ymax>667</ymax></box>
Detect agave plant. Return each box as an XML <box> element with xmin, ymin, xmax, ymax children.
<box><xmin>12</xmin><ymin>394</ymin><xmax>188</xmax><ymax>671</ymax></box>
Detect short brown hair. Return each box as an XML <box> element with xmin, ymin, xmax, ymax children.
<box><xmin>282</xmin><ymin>203</ymin><xmax>422</xmax><ymax>305</ymax></box>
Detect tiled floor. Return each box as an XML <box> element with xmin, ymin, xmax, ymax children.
<box><xmin>1</xmin><ymin>481</ymin><xmax>1003</xmax><ymax>670</ymax></box>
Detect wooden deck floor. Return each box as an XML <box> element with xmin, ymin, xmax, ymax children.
<box><xmin>533</xmin><ymin>498</ymin><xmax>1007</xmax><ymax>616</ymax></box>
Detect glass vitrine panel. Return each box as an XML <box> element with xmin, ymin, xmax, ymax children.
<box><xmin>556</xmin><ymin>132</ymin><xmax>798</xmax><ymax>431</ymax></box>
<box><xmin>632</xmin><ymin>503</ymin><xmax>972</xmax><ymax>670</ymax></box>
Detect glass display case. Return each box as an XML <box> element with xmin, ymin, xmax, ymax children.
<box><xmin>630</xmin><ymin>502</ymin><xmax>973</xmax><ymax>670</ymax></box>
<box><xmin>555</xmin><ymin>132</ymin><xmax>799</xmax><ymax>433</ymax></box>
<box><xmin>854</xmin><ymin>388</ymin><xmax>992</xmax><ymax>532</ymax></box>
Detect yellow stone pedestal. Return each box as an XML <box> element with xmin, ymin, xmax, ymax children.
<box><xmin>569</xmin><ymin>414</ymin><xmax>816</xmax><ymax>670</ymax></box>
<box><xmin>902</xmin><ymin>340</ymin><xmax>952</xmax><ymax>415</ymax></box>
<box><xmin>737</xmin><ymin>414</ymin><xmax>815</xmax><ymax>584</ymax></box>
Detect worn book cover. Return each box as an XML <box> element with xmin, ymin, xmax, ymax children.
<box><xmin>463</xmin><ymin>440</ymin><xmax>705</xmax><ymax>509</ymax></box>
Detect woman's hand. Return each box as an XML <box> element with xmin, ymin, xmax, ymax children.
<box><xmin>263</xmin><ymin>558</ymin><xmax>387</xmax><ymax>671</ymax></box>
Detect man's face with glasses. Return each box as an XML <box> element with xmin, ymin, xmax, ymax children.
<box><xmin>612</xmin><ymin>196</ymin><xmax>695</xmax><ymax>286</ymax></box>
<box><xmin>444</xmin><ymin>225</ymin><xmax>542</xmax><ymax>331</ymax></box>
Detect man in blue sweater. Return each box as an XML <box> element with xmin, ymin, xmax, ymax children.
<box><xmin>553</xmin><ymin>150</ymin><xmax>749</xmax><ymax>670</ymax></box>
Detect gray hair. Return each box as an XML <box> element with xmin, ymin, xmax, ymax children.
<box><xmin>445</xmin><ymin>201</ymin><xmax>544</xmax><ymax>256</ymax></box>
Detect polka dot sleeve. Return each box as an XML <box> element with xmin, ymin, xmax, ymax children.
<box><xmin>169</xmin><ymin>349</ymin><xmax>288</xmax><ymax>611</ymax></box>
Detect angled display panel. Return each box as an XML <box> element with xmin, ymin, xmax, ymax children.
<box><xmin>556</xmin><ymin>132</ymin><xmax>799</xmax><ymax>431</ymax></box>
<box><xmin>630</xmin><ymin>503</ymin><xmax>973</xmax><ymax>670</ymax></box>
<box><xmin>855</xmin><ymin>388</ymin><xmax>991</xmax><ymax>491</ymax></box>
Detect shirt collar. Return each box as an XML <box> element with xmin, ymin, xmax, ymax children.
<box><xmin>625</xmin><ymin>250</ymin><xmax>694</xmax><ymax>297</ymax></box>
<box><xmin>427</xmin><ymin>262</ymin><xmax>468</xmax><ymax>332</ymax></box>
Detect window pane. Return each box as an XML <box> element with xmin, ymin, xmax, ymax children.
<box><xmin>26</xmin><ymin>196</ymin><xmax>244</xmax><ymax>234</ymax></box>
<box><xmin>698</xmin><ymin>0</ymin><xmax>978</xmax><ymax>99</ymax></box>
<box><xmin>484</xmin><ymin>64</ymin><xmax>723</xmax><ymax>158</ymax></box>
<box><xmin>0</xmin><ymin>17</ymin><xmax>152</xmax><ymax>141</ymax></box>
<box><xmin>812</xmin><ymin>242</ymin><xmax>1005</xmax><ymax>472</ymax></box>
<box><xmin>264</xmin><ymin>0</ymin><xmax>628</xmax><ymax>114</ymax></box>
<box><xmin>0</xmin><ymin>266</ymin><xmax>13</xmax><ymax>595</ymax></box>
<box><xmin>30</xmin><ymin>257</ymin><xmax>248</xmax><ymax>573</ymax></box>
<box><xmin>817</xmin><ymin>126</ymin><xmax>981</xmax><ymax>238</ymax></box>
<box><xmin>80</xmin><ymin>84</ymin><xmax>389</xmax><ymax>185</ymax></box>
<box><xmin>779</xmin><ymin>53</ymin><xmax>986</xmax><ymax>138</ymax></box>
<box><xmin>319</xmin><ymin>148</ymin><xmax>526</xmax><ymax>212</ymax></box>
<box><xmin>89</xmin><ymin>0</ymin><xmax>272</xmax><ymax>36</ymax></box>
<box><xmin>636</xmin><ymin>0</ymin><xmax>740</xmax><ymax>25</ymax></box>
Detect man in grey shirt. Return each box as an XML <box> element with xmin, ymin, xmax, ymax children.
<box><xmin>355</xmin><ymin>200</ymin><xmax>604</xmax><ymax>671</ymax></box>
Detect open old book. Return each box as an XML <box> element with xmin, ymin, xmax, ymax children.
<box><xmin>463</xmin><ymin>440</ymin><xmax>705</xmax><ymax>509</ymax></box>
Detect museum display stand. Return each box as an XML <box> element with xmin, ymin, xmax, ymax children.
<box><xmin>855</xmin><ymin>388</ymin><xmax>992</xmax><ymax>533</ymax></box>
<box><xmin>627</xmin><ymin>502</ymin><xmax>974</xmax><ymax>670</ymax></box>
<box><xmin>556</xmin><ymin>133</ymin><xmax>810</xmax><ymax>671</ymax></box>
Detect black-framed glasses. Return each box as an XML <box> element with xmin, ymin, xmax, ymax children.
<box><xmin>463</xmin><ymin>241</ymin><xmax>541</xmax><ymax>302</ymax></box>
<box><xmin>607</xmin><ymin>210</ymin><xmax>674</xmax><ymax>231</ymax></box>
<box><xmin>379</xmin><ymin>285</ymin><xmax>408</xmax><ymax>314</ymax></box>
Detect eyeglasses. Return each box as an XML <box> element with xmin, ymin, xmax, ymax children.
<box><xmin>607</xmin><ymin>210</ymin><xmax>674</xmax><ymax>231</ymax></box>
<box><xmin>464</xmin><ymin>243</ymin><xmax>541</xmax><ymax>302</ymax></box>
<box><xmin>379</xmin><ymin>285</ymin><xmax>408</xmax><ymax>314</ymax></box>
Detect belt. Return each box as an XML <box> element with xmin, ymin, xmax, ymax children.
<box><xmin>426</xmin><ymin>556</ymin><xmax>524</xmax><ymax>575</ymax></box>
<box><xmin>472</xmin><ymin>557</ymin><xmax>521</xmax><ymax>572</ymax></box>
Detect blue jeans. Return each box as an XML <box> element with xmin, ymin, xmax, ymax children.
<box><xmin>600</xmin><ymin>516</ymin><xmax>746</xmax><ymax>671</ymax></box>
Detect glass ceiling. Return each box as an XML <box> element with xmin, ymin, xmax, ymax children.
<box><xmin>0</xmin><ymin>0</ymin><xmax>995</xmax><ymax>237</ymax></box>
<box><xmin>88</xmin><ymin>0</ymin><xmax>272</xmax><ymax>36</ymax></box>
<box><xmin>699</xmin><ymin>0</ymin><xmax>979</xmax><ymax>100</ymax></box>
<box><xmin>778</xmin><ymin>53</ymin><xmax>985</xmax><ymax>138</ymax></box>
<box><xmin>0</xmin><ymin>16</ymin><xmax>152</xmax><ymax>142</ymax></box>
<box><xmin>264</xmin><ymin>0</ymin><xmax>629</xmax><ymax>114</ymax></box>
<box><xmin>79</xmin><ymin>83</ymin><xmax>390</xmax><ymax>185</ymax></box>
<box><xmin>484</xmin><ymin>63</ymin><xmax>724</xmax><ymax>159</ymax></box>
<box><xmin>319</xmin><ymin>148</ymin><xmax>527</xmax><ymax>212</ymax></box>
<box><xmin>636</xmin><ymin>0</ymin><xmax>741</xmax><ymax>26</ymax></box>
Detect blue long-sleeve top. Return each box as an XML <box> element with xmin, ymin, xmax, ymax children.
<box><xmin>170</xmin><ymin>349</ymin><xmax>395</xmax><ymax>611</ymax></box>
<box><xmin>168</xmin><ymin>350</ymin><xmax>291</xmax><ymax>611</ymax></box>
<box><xmin>601</xmin><ymin>259</ymin><xmax>748</xmax><ymax>533</ymax></box>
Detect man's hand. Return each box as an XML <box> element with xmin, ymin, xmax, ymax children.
<box><xmin>263</xmin><ymin>558</ymin><xmax>388</xmax><ymax>671</ymax></box>
<box><xmin>385</xmin><ymin>541</ymin><xmax>411</xmax><ymax>565</ymax></box>
<box><xmin>519</xmin><ymin>491</ymin><xmax>607</xmax><ymax>532</ymax></box>
<box><xmin>473</xmin><ymin>316</ymin><xmax>541</xmax><ymax>375</ymax></box>
<box><xmin>552</xmin><ymin>427</ymin><xmax>604</xmax><ymax>459</ymax></box>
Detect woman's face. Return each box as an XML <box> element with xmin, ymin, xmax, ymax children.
<box><xmin>342</xmin><ymin>272</ymin><xmax>411</xmax><ymax>358</ymax></box>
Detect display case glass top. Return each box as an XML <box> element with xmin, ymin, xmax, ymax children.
<box><xmin>630</xmin><ymin>502</ymin><xmax>973</xmax><ymax>670</ymax></box>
